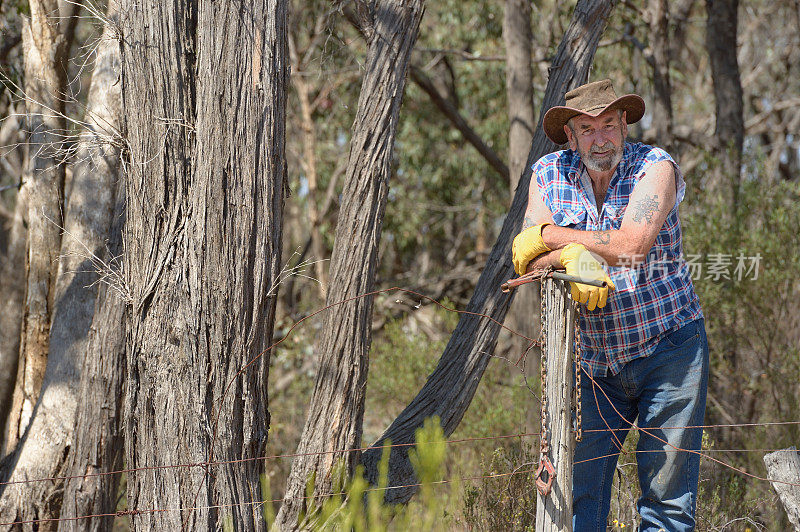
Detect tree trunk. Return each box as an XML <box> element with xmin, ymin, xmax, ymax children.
<box><xmin>359</xmin><ymin>0</ymin><xmax>616</xmax><ymax>504</ymax></box>
<box><xmin>275</xmin><ymin>1</ymin><xmax>424</xmax><ymax>528</ymax></box>
<box><xmin>503</xmin><ymin>0</ymin><xmax>534</xmax><ymax>197</ymax></box>
<box><xmin>58</xmin><ymin>184</ymin><xmax>126</xmax><ymax>532</ymax></box>
<box><xmin>502</xmin><ymin>0</ymin><xmax>541</xmax><ymax>378</ymax></box>
<box><xmin>705</xmin><ymin>0</ymin><xmax>743</xmax><ymax>420</ymax></box>
<box><xmin>0</xmin><ymin>6</ymin><xmax>122</xmax><ymax>527</ymax></box>
<box><xmin>670</xmin><ymin>0</ymin><xmax>696</xmax><ymax>60</ymax></box>
<box><xmin>3</xmin><ymin>0</ymin><xmax>68</xmax><ymax>455</ymax></box>
<box><xmin>120</xmin><ymin>0</ymin><xmax>288</xmax><ymax>529</ymax></box>
<box><xmin>648</xmin><ymin>0</ymin><xmax>673</xmax><ymax>148</ymax></box>
<box><xmin>0</xmin><ymin>187</ymin><xmax>26</xmax><ymax>456</ymax></box>
<box><xmin>54</xmin><ymin>5</ymin><xmax>126</xmax><ymax>527</ymax></box>
<box><xmin>706</xmin><ymin>0</ymin><xmax>744</xmax><ymax>204</ymax></box>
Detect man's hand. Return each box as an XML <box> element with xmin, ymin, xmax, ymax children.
<box><xmin>559</xmin><ymin>243</ymin><xmax>616</xmax><ymax>310</ymax></box>
<box><xmin>512</xmin><ymin>223</ymin><xmax>551</xmax><ymax>275</ymax></box>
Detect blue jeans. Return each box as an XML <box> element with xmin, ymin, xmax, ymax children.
<box><xmin>572</xmin><ymin>318</ymin><xmax>709</xmax><ymax>532</ymax></box>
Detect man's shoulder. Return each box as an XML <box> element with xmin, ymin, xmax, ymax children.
<box><xmin>623</xmin><ymin>142</ymin><xmax>675</xmax><ymax>163</ymax></box>
<box><xmin>622</xmin><ymin>142</ymin><xmax>677</xmax><ymax>175</ymax></box>
<box><xmin>533</xmin><ymin>149</ymin><xmax>577</xmax><ymax>175</ymax></box>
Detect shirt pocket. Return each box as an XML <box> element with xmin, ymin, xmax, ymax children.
<box><xmin>552</xmin><ymin>208</ymin><xmax>586</xmax><ymax>229</ymax></box>
<box><xmin>604</xmin><ymin>203</ymin><xmax>627</xmax><ymax>230</ymax></box>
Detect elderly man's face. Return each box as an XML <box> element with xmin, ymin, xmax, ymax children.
<box><xmin>564</xmin><ymin>109</ymin><xmax>628</xmax><ymax>173</ymax></box>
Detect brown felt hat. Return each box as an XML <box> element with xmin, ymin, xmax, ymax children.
<box><xmin>543</xmin><ymin>79</ymin><xmax>645</xmax><ymax>145</ymax></box>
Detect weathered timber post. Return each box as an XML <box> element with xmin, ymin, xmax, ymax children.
<box><xmin>764</xmin><ymin>447</ymin><xmax>800</xmax><ymax>530</ymax></box>
<box><xmin>535</xmin><ymin>278</ymin><xmax>576</xmax><ymax>532</ymax></box>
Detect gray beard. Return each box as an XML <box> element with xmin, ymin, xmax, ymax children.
<box><xmin>582</xmin><ymin>147</ymin><xmax>623</xmax><ymax>172</ymax></box>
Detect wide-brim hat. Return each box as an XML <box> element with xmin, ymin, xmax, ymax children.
<box><xmin>543</xmin><ymin>79</ymin><xmax>645</xmax><ymax>145</ymax></box>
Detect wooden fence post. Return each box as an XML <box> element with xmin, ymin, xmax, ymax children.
<box><xmin>764</xmin><ymin>447</ymin><xmax>800</xmax><ymax>530</ymax></box>
<box><xmin>535</xmin><ymin>278</ymin><xmax>576</xmax><ymax>532</ymax></box>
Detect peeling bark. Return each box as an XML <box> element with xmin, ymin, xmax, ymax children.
<box><xmin>3</xmin><ymin>0</ymin><xmax>67</xmax><ymax>456</ymax></box>
<box><xmin>0</xmin><ymin>7</ymin><xmax>122</xmax><ymax>528</ymax></box>
<box><xmin>275</xmin><ymin>1</ymin><xmax>424</xmax><ymax>529</ymax></box>
<box><xmin>120</xmin><ymin>0</ymin><xmax>288</xmax><ymax>529</ymax></box>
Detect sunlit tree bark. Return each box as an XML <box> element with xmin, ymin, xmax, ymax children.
<box><xmin>2</xmin><ymin>0</ymin><xmax>68</xmax><ymax>457</ymax></box>
<box><xmin>120</xmin><ymin>0</ymin><xmax>288</xmax><ymax>528</ymax></box>
<box><xmin>275</xmin><ymin>1</ymin><xmax>425</xmax><ymax>528</ymax></box>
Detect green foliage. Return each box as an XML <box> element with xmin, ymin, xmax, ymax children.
<box><xmin>364</xmin><ymin>313</ymin><xmax>452</xmax><ymax>430</ymax></box>
<box><xmin>280</xmin><ymin>417</ymin><xmax>449</xmax><ymax>531</ymax></box>
<box><xmin>366</xmin><ymin>443</ymin><xmax>392</xmax><ymax>531</ymax></box>
<box><xmin>364</xmin><ymin>304</ymin><xmax>533</xmax><ymax>465</ymax></box>
<box><xmin>408</xmin><ymin>417</ymin><xmax>448</xmax><ymax>531</ymax></box>
<box><xmin>462</xmin><ymin>446</ymin><xmax>537</xmax><ymax>531</ymax></box>
<box><xmin>680</xmin><ymin>150</ymin><xmax>800</xmax><ymax>529</ymax></box>
<box><xmin>683</xmin><ymin>155</ymin><xmax>800</xmax><ymax>428</ymax></box>
<box><xmin>695</xmin><ymin>432</ymin><xmax>769</xmax><ymax>531</ymax></box>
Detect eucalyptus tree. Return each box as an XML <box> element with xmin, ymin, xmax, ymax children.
<box><xmin>275</xmin><ymin>0</ymin><xmax>425</xmax><ymax>528</ymax></box>
<box><xmin>119</xmin><ymin>0</ymin><xmax>289</xmax><ymax>528</ymax></box>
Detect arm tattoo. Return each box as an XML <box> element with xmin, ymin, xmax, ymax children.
<box><xmin>632</xmin><ymin>194</ymin><xmax>660</xmax><ymax>224</ymax></box>
<box><xmin>523</xmin><ymin>215</ymin><xmax>535</xmax><ymax>230</ymax></box>
<box><xmin>593</xmin><ymin>230</ymin><xmax>611</xmax><ymax>245</ymax></box>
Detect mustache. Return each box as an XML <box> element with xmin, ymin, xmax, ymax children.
<box><xmin>590</xmin><ymin>143</ymin><xmax>615</xmax><ymax>154</ymax></box>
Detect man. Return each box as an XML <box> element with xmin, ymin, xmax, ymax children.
<box><xmin>512</xmin><ymin>79</ymin><xmax>707</xmax><ymax>531</ymax></box>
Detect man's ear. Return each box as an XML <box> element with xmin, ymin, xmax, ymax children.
<box><xmin>621</xmin><ymin>110</ymin><xmax>628</xmax><ymax>137</ymax></box>
<box><xmin>564</xmin><ymin>124</ymin><xmax>577</xmax><ymax>150</ymax></box>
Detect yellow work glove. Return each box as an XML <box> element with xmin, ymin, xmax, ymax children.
<box><xmin>512</xmin><ymin>223</ymin><xmax>551</xmax><ymax>275</ymax></box>
<box><xmin>559</xmin><ymin>243</ymin><xmax>616</xmax><ymax>311</ymax></box>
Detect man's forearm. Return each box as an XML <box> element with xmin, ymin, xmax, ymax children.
<box><xmin>526</xmin><ymin>249</ymin><xmax>563</xmax><ymax>273</ymax></box>
<box><xmin>542</xmin><ymin>225</ymin><xmax>646</xmax><ymax>267</ymax></box>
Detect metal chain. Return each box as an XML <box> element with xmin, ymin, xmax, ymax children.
<box><xmin>539</xmin><ymin>270</ymin><xmax>550</xmax><ymax>461</ymax></box>
<box><xmin>535</xmin><ymin>272</ymin><xmax>584</xmax><ymax>497</ymax></box>
<box><xmin>534</xmin><ymin>268</ymin><xmax>559</xmax><ymax>497</ymax></box>
<box><xmin>574</xmin><ymin>302</ymin><xmax>583</xmax><ymax>442</ymax></box>
<box><xmin>538</xmin><ymin>275</ymin><xmax>584</xmax><ymax>450</ymax></box>
<box><xmin>538</xmin><ymin>268</ymin><xmax>550</xmax><ymax>457</ymax></box>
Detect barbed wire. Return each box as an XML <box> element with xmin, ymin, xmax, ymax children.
<box><xmin>0</xmin><ymin>430</ymin><xmax>542</xmax><ymax>488</ymax></box>
<box><xmin>0</xmin><ymin>466</ymin><xmax>539</xmax><ymax>527</ymax></box>
<box><xmin>1</xmin><ymin>284</ymin><xmax>797</xmax><ymax>527</ymax></box>
<box><xmin>2</xmin><ymin>419</ymin><xmax>798</xmax><ymax>490</ymax></box>
<box><xmin>580</xmin><ymin>366</ymin><xmax>800</xmax><ymax>490</ymax></box>
<box><xmin>4</xmin><ymin>432</ymin><xmax>800</xmax><ymax>528</ymax></box>
<box><xmin>2</xmin><ymin>280</ymin><xmax>796</xmax><ymax>491</ymax></box>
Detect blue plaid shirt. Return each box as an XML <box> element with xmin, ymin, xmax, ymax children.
<box><xmin>533</xmin><ymin>142</ymin><xmax>703</xmax><ymax>376</ymax></box>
